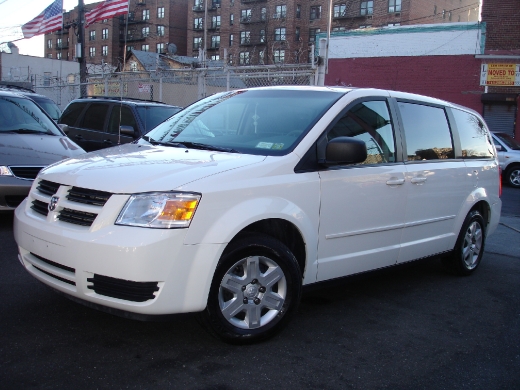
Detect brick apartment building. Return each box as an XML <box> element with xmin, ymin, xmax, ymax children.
<box><xmin>44</xmin><ymin>0</ymin><xmax>187</xmax><ymax>69</ymax></box>
<box><xmin>186</xmin><ymin>0</ymin><xmax>479</xmax><ymax>65</ymax></box>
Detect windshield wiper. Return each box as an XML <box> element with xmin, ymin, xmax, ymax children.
<box><xmin>5</xmin><ymin>129</ymin><xmax>54</xmax><ymax>135</ymax></box>
<box><xmin>144</xmin><ymin>136</ymin><xmax>240</xmax><ymax>153</ymax></box>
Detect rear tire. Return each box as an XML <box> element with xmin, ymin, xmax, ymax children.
<box><xmin>443</xmin><ymin>210</ymin><xmax>485</xmax><ymax>276</ymax></box>
<box><xmin>200</xmin><ymin>234</ymin><xmax>302</xmax><ymax>344</ymax></box>
<box><xmin>505</xmin><ymin>165</ymin><xmax>520</xmax><ymax>188</ymax></box>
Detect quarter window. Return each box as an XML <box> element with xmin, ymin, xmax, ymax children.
<box><xmin>399</xmin><ymin>102</ymin><xmax>454</xmax><ymax>160</ymax></box>
<box><xmin>451</xmin><ymin>109</ymin><xmax>494</xmax><ymax>159</ymax></box>
<box><xmin>328</xmin><ymin>101</ymin><xmax>396</xmax><ymax>164</ymax></box>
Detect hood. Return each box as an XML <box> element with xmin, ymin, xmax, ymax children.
<box><xmin>38</xmin><ymin>143</ymin><xmax>266</xmax><ymax>193</ymax></box>
<box><xmin>0</xmin><ymin>133</ymin><xmax>84</xmax><ymax>166</ymax></box>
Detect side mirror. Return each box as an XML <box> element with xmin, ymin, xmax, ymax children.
<box><xmin>495</xmin><ymin>144</ymin><xmax>503</xmax><ymax>151</ymax></box>
<box><xmin>119</xmin><ymin>125</ymin><xmax>136</xmax><ymax>137</ymax></box>
<box><xmin>322</xmin><ymin>137</ymin><xmax>367</xmax><ymax>166</ymax></box>
<box><xmin>58</xmin><ymin>123</ymin><xmax>69</xmax><ymax>134</ymax></box>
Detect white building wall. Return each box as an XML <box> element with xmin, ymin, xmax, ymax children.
<box><xmin>322</xmin><ymin>22</ymin><xmax>485</xmax><ymax>59</ymax></box>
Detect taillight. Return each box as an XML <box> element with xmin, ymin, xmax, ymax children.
<box><xmin>498</xmin><ymin>166</ymin><xmax>502</xmax><ymax>197</ymax></box>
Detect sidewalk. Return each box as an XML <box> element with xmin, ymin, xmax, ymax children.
<box><xmin>486</xmin><ymin>216</ymin><xmax>520</xmax><ymax>258</ymax></box>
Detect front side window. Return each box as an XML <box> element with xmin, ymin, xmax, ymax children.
<box><xmin>399</xmin><ymin>102</ymin><xmax>454</xmax><ymax>160</ymax></box>
<box><xmin>80</xmin><ymin>103</ymin><xmax>109</xmax><ymax>132</ymax></box>
<box><xmin>108</xmin><ymin>106</ymin><xmax>137</xmax><ymax>135</ymax></box>
<box><xmin>327</xmin><ymin>100</ymin><xmax>396</xmax><ymax>164</ymax></box>
<box><xmin>361</xmin><ymin>1</ymin><xmax>374</xmax><ymax>16</ymax></box>
<box><xmin>389</xmin><ymin>0</ymin><xmax>402</xmax><ymax>13</ymax></box>
<box><xmin>451</xmin><ymin>109</ymin><xmax>494</xmax><ymax>159</ymax></box>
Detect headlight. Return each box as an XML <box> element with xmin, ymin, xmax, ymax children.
<box><xmin>0</xmin><ymin>166</ymin><xmax>13</xmax><ymax>176</ymax></box>
<box><xmin>116</xmin><ymin>192</ymin><xmax>201</xmax><ymax>229</ymax></box>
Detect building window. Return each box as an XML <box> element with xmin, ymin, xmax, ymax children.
<box><xmin>194</xmin><ymin>17</ymin><xmax>203</xmax><ymax>29</ymax></box>
<box><xmin>47</xmin><ymin>54</ymin><xmax>52</xmax><ymax>59</ymax></box>
<box><xmin>309</xmin><ymin>28</ymin><xmax>320</xmax><ymax>43</ymax></box>
<box><xmin>388</xmin><ymin>0</ymin><xmax>401</xmax><ymax>13</ymax></box>
<box><xmin>157</xmin><ymin>7</ymin><xmax>164</xmax><ymax>18</ymax></box>
<box><xmin>274</xmin><ymin>27</ymin><xmax>286</xmax><ymax>41</ymax></box>
<box><xmin>57</xmin><ymin>52</ymin><xmax>62</xmax><ymax>60</ymax></box>
<box><xmin>310</xmin><ymin>6</ymin><xmax>321</xmax><ymax>20</ymax></box>
<box><xmin>332</xmin><ymin>26</ymin><xmax>346</xmax><ymax>31</ymax></box>
<box><xmin>274</xmin><ymin>49</ymin><xmax>285</xmax><ymax>63</ymax></box>
<box><xmin>56</xmin><ymin>38</ymin><xmax>62</xmax><ymax>48</ymax></box>
<box><xmin>240</xmin><ymin>31</ymin><xmax>250</xmax><ymax>45</ymax></box>
<box><xmin>44</xmin><ymin>72</ymin><xmax>51</xmax><ymax>86</ymax></box>
<box><xmin>102</xmin><ymin>28</ymin><xmax>109</xmax><ymax>39</ymax></box>
<box><xmin>259</xmin><ymin>50</ymin><xmax>265</xmax><ymax>64</ymax></box>
<box><xmin>142</xmin><ymin>26</ymin><xmax>150</xmax><ymax>37</ymax></box>
<box><xmin>261</xmin><ymin>7</ymin><xmax>267</xmax><ymax>21</ymax></box>
<box><xmin>157</xmin><ymin>43</ymin><xmax>165</xmax><ymax>53</ymax></box>
<box><xmin>274</xmin><ymin>5</ymin><xmax>286</xmax><ymax>19</ymax></box>
<box><xmin>241</xmin><ymin>9</ymin><xmax>251</xmax><ymax>22</ymax></box>
<box><xmin>296</xmin><ymin>5</ymin><xmax>301</xmax><ymax>18</ymax></box>
<box><xmin>127</xmin><ymin>45</ymin><xmax>134</xmax><ymax>52</ymax></box>
<box><xmin>361</xmin><ymin>1</ymin><xmax>373</xmax><ymax>16</ymax></box>
<box><xmin>211</xmin><ymin>55</ymin><xmax>220</xmax><ymax>61</ymax></box>
<box><xmin>102</xmin><ymin>45</ymin><xmax>108</xmax><ymax>56</ymax></box>
<box><xmin>229</xmin><ymin>34</ymin><xmax>234</xmax><ymax>46</ymax></box>
<box><xmin>211</xmin><ymin>35</ymin><xmax>220</xmax><ymax>49</ymax></box>
<box><xmin>193</xmin><ymin>37</ymin><xmax>202</xmax><ymax>50</ymax></box>
<box><xmin>141</xmin><ymin>44</ymin><xmax>149</xmax><ymax>52</ymax></box>
<box><xmin>89</xmin><ymin>31</ymin><xmax>95</xmax><ymax>41</ymax></box>
<box><xmin>260</xmin><ymin>29</ymin><xmax>265</xmax><ymax>43</ymax></box>
<box><xmin>228</xmin><ymin>54</ymin><xmax>233</xmax><ymax>65</ymax></box>
<box><xmin>212</xmin><ymin>15</ymin><xmax>221</xmax><ymax>29</ymax></box>
<box><xmin>142</xmin><ymin>9</ymin><xmax>150</xmax><ymax>20</ymax></box>
<box><xmin>102</xmin><ymin>19</ymin><xmax>108</xmax><ymax>23</ymax></box>
<box><xmin>239</xmin><ymin>51</ymin><xmax>250</xmax><ymax>65</ymax></box>
<box><xmin>89</xmin><ymin>47</ymin><xmax>95</xmax><ymax>57</ymax></box>
<box><xmin>47</xmin><ymin>39</ymin><xmax>52</xmax><ymax>49</ymax></box>
<box><xmin>157</xmin><ymin>25</ymin><xmax>165</xmax><ymax>36</ymax></box>
<box><xmin>334</xmin><ymin>4</ymin><xmax>347</xmax><ymax>18</ymax></box>
<box><xmin>130</xmin><ymin>61</ymin><xmax>138</xmax><ymax>71</ymax></box>
<box><xmin>230</xmin><ymin>13</ymin><xmax>234</xmax><ymax>25</ymax></box>
<box><xmin>295</xmin><ymin>27</ymin><xmax>300</xmax><ymax>41</ymax></box>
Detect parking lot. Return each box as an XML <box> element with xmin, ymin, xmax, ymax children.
<box><xmin>0</xmin><ymin>187</ymin><xmax>518</xmax><ymax>389</ymax></box>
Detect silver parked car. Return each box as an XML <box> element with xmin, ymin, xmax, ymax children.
<box><xmin>0</xmin><ymin>90</ymin><xmax>85</xmax><ymax>210</ymax></box>
<box><xmin>492</xmin><ymin>132</ymin><xmax>520</xmax><ymax>188</ymax></box>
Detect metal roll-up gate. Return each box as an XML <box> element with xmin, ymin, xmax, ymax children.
<box><xmin>483</xmin><ymin>103</ymin><xmax>516</xmax><ymax>136</ymax></box>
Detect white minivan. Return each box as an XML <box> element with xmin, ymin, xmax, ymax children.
<box><xmin>14</xmin><ymin>87</ymin><xmax>502</xmax><ymax>343</ymax></box>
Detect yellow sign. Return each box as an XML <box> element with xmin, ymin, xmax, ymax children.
<box><xmin>480</xmin><ymin>63</ymin><xmax>520</xmax><ymax>86</ymax></box>
<box><xmin>89</xmin><ymin>82</ymin><xmax>128</xmax><ymax>96</ymax></box>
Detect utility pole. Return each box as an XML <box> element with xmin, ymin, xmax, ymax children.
<box><xmin>77</xmin><ymin>0</ymin><xmax>87</xmax><ymax>96</ymax></box>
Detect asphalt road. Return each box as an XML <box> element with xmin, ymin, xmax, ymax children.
<box><xmin>0</xmin><ymin>187</ymin><xmax>519</xmax><ymax>389</ymax></box>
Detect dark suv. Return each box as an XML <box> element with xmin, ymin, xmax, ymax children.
<box><xmin>58</xmin><ymin>97</ymin><xmax>182</xmax><ymax>152</ymax></box>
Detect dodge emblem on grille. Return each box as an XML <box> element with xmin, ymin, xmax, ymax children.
<box><xmin>49</xmin><ymin>196</ymin><xmax>59</xmax><ymax>212</ymax></box>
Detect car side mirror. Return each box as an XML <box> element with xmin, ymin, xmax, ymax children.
<box><xmin>119</xmin><ymin>125</ymin><xmax>136</xmax><ymax>137</ymax></box>
<box><xmin>58</xmin><ymin>123</ymin><xmax>69</xmax><ymax>134</ymax></box>
<box><xmin>321</xmin><ymin>137</ymin><xmax>367</xmax><ymax>166</ymax></box>
<box><xmin>495</xmin><ymin>144</ymin><xmax>503</xmax><ymax>151</ymax></box>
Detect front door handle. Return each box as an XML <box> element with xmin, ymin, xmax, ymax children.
<box><xmin>411</xmin><ymin>176</ymin><xmax>427</xmax><ymax>184</ymax></box>
<box><xmin>103</xmin><ymin>139</ymin><xmax>113</xmax><ymax>144</ymax></box>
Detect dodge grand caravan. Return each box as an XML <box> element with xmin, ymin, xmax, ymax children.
<box><xmin>14</xmin><ymin>87</ymin><xmax>502</xmax><ymax>343</ymax></box>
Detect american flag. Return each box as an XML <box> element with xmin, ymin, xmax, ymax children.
<box><xmin>85</xmin><ymin>0</ymin><xmax>129</xmax><ymax>27</ymax></box>
<box><xmin>22</xmin><ymin>0</ymin><xmax>63</xmax><ymax>39</ymax></box>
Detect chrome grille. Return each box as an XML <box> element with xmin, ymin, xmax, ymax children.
<box><xmin>9</xmin><ymin>166</ymin><xmax>44</xmax><ymax>180</ymax></box>
<box><xmin>67</xmin><ymin>187</ymin><xmax>111</xmax><ymax>206</ymax></box>
<box><xmin>31</xmin><ymin>199</ymin><xmax>49</xmax><ymax>216</ymax></box>
<box><xmin>57</xmin><ymin>208</ymin><xmax>97</xmax><ymax>226</ymax></box>
<box><xmin>37</xmin><ymin>180</ymin><xmax>60</xmax><ymax>196</ymax></box>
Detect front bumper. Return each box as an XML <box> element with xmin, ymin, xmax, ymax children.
<box><xmin>14</xmin><ymin>197</ymin><xmax>225</xmax><ymax>315</ymax></box>
<box><xmin>0</xmin><ymin>176</ymin><xmax>33</xmax><ymax>210</ymax></box>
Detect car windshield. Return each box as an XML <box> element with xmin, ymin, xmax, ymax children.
<box><xmin>143</xmin><ymin>89</ymin><xmax>344</xmax><ymax>156</ymax></box>
<box><xmin>0</xmin><ymin>96</ymin><xmax>61</xmax><ymax>135</ymax></box>
<box><xmin>495</xmin><ymin>133</ymin><xmax>520</xmax><ymax>150</ymax></box>
<box><xmin>31</xmin><ymin>96</ymin><xmax>62</xmax><ymax>121</ymax></box>
<box><xmin>136</xmin><ymin>105</ymin><xmax>183</xmax><ymax>132</ymax></box>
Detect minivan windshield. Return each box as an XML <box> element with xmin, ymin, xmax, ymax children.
<box><xmin>30</xmin><ymin>96</ymin><xmax>62</xmax><ymax>121</ymax></box>
<box><xmin>0</xmin><ymin>96</ymin><xmax>62</xmax><ymax>135</ymax></box>
<box><xmin>142</xmin><ymin>89</ymin><xmax>344</xmax><ymax>156</ymax></box>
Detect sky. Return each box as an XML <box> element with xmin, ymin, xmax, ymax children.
<box><xmin>0</xmin><ymin>0</ymin><xmax>99</xmax><ymax>57</ymax></box>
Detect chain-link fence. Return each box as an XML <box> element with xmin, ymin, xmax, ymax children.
<box><xmin>33</xmin><ymin>64</ymin><xmax>317</xmax><ymax>110</ymax></box>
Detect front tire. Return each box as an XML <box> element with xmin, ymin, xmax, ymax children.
<box><xmin>443</xmin><ymin>210</ymin><xmax>486</xmax><ymax>276</ymax></box>
<box><xmin>505</xmin><ymin>165</ymin><xmax>520</xmax><ymax>188</ymax></box>
<box><xmin>201</xmin><ymin>234</ymin><xmax>302</xmax><ymax>344</ymax></box>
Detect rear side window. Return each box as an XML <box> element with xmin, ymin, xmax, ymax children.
<box><xmin>327</xmin><ymin>100</ymin><xmax>396</xmax><ymax>164</ymax></box>
<box><xmin>399</xmin><ymin>102</ymin><xmax>454</xmax><ymax>161</ymax></box>
<box><xmin>60</xmin><ymin>102</ymin><xmax>87</xmax><ymax>126</ymax></box>
<box><xmin>451</xmin><ymin>109</ymin><xmax>494</xmax><ymax>159</ymax></box>
<box><xmin>80</xmin><ymin>103</ymin><xmax>109</xmax><ymax>131</ymax></box>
